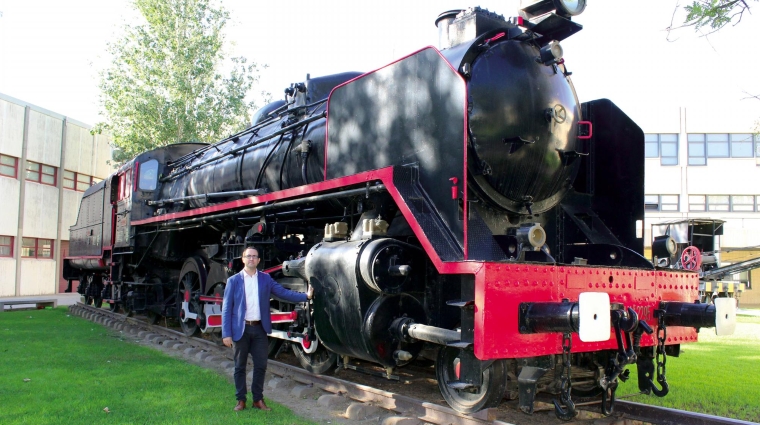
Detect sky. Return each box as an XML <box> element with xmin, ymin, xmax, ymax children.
<box><xmin>0</xmin><ymin>0</ymin><xmax>759</xmax><ymax>129</ymax></box>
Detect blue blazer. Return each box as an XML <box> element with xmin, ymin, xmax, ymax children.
<box><xmin>221</xmin><ymin>270</ymin><xmax>307</xmax><ymax>341</ymax></box>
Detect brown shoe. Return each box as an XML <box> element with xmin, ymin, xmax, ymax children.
<box><xmin>253</xmin><ymin>399</ymin><xmax>271</xmax><ymax>411</ymax></box>
<box><xmin>233</xmin><ymin>400</ymin><xmax>246</xmax><ymax>411</ymax></box>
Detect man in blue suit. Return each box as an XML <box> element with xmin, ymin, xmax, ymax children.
<box><xmin>222</xmin><ymin>246</ymin><xmax>313</xmax><ymax>411</ymax></box>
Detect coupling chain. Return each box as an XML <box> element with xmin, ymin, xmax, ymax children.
<box><xmin>656</xmin><ymin>314</ymin><xmax>667</xmax><ymax>384</ymax></box>
<box><xmin>560</xmin><ymin>332</ymin><xmax>572</xmax><ymax>398</ymax></box>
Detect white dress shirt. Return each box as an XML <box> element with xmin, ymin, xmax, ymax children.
<box><xmin>242</xmin><ymin>269</ymin><xmax>262</xmax><ymax>321</ymax></box>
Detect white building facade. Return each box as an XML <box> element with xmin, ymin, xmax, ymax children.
<box><xmin>0</xmin><ymin>93</ymin><xmax>113</xmax><ymax>298</ymax></box>
<box><xmin>640</xmin><ymin>106</ymin><xmax>760</xmax><ymax>306</ymax></box>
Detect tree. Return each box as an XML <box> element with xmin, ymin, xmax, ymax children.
<box><xmin>670</xmin><ymin>1</ymin><xmax>759</xmax><ymax>132</ymax></box>
<box><xmin>97</xmin><ymin>0</ymin><xmax>265</xmax><ymax>163</ymax></box>
<box><xmin>676</xmin><ymin>0</ymin><xmax>756</xmax><ymax>35</ymax></box>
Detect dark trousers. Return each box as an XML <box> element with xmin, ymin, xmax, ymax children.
<box><xmin>233</xmin><ymin>323</ymin><xmax>269</xmax><ymax>402</ymax></box>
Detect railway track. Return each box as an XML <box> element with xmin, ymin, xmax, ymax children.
<box><xmin>69</xmin><ymin>303</ymin><xmax>758</xmax><ymax>425</ymax></box>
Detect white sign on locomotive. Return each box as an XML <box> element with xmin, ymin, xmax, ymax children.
<box><xmin>63</xmin><ymin>1</ymin><xmax>736</xmax><ymax>419</ymax></box>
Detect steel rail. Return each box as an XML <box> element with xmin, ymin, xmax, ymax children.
<box><xmin>613</xmin><ymin>400</ymin><xmax>759</xmax><ymax>425</ymax></box>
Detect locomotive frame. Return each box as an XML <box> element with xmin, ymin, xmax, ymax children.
<box><xmin>63</xmin><ymin>3</ymin><xmax>736</xmax><ymax>419</ymax></box>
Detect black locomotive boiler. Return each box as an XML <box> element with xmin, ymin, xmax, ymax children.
<box><xmin>64</xmin><ymin>2</ymin><xmax>735</xmax><ymax>418</ymax></box>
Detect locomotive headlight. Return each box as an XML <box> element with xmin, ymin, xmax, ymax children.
<box><xmin>652</xmin><ymin>235</ymin><xmax>677</xmax><ymax>258</ymax></box>
<box><xmin>555</xmin><ymin>0</ymin><xmax>586</xmax><ymax>16</ymax></box>
<box><xmin>519</xmin><ymin>0</ymin><xmax>586</xmax><ymax>18</ymax></box>
<box><xmin>516</xmin><ymin>223</ymin><xmax>547</xmax><ymax>250</ymax></box>
<box><xmin>539</xmin><ymin>41</ymin><xmax>563</xmax><ymax>65</ymax></box>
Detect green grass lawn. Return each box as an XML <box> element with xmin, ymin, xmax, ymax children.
<box><xmin>617</xmin><ymin>316</ymin><xmax>760</xmax><ymax>422</ymax></box>
<box><xmin>0</xmin><ymin>307</ymin><xmax>316</xmax><ymax>425</ymax></box>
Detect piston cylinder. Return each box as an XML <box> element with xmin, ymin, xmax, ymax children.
<box><xmin>305</xmin><ymin>240</ymin><xmax>426</xmax><ymax>367</ymax></box>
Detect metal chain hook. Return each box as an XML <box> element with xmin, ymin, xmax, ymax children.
<box><xmin>553</xmin><ymin>332</ymin><xmax>576</xmax><ymax>421</ymax></box>
<box><xmin>652</xmin><ymin>313</ymin><xmax>669</xmax><ymax>396</ymax></box>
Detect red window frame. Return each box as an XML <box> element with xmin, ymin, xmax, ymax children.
<box><xmin>63</xmin><ymin>170</ymin><xmax>96</xmax><ymax>192</ymax></box>
<box><xmin>21</xmin><ymin>237</ymin><xmax>53</xmax><ymax>259</ymax></box>
<box><xmin>118</xmin><ymin>168</ymin><xmax>132</xmax><ymax>201</ymax></box>
<box><xmin>0</xmin><ymin>235</ymin><xmax>13</xmax><ymax>257</ymax></box>
<box><xmin>25</xmin><ymin>161</ymin><xmax>57</xmax><ymax>186</ymax></box>
<box><xmin>0</xmin><ymin>154</ymin><xmax>18</xmax><ymax>179</ymax></box>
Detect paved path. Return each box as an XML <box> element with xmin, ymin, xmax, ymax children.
<box><xmin>0</xmin><ymin>293</ymin><xmax>80</xmax><ymax>311</ymax></box>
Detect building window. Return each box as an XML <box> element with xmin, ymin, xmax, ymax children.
<box><xmin>21</xmin><ymin>237</ymin><xmax>53</xmax><ymax>259</ymax></box>
<box><xmin>706</xmin><ymin>134</ymin><xmax>729</xmax><ymax>158</ymax></box>
<box><xmin>0</xmin><ymin>154</ymin><xmax>18</xmax><ymax>178</ymax></box>
<box><xmin>690</xmin><ymin>195</ymin><xmax>759</xmax><ymax>212</ymax></box>
<box><xmin>689</xmin><ymin>195</ymin><xmax>706</xmax><ymax>211</ymax></box>
<box><xmin>0</xmin><ymin>235</ymin><xmax>13</xmax><ymax>257</ymax></box>
<box><xmin>644</xmin><ymin>195</ymin><xmax>679</xmax><ymax>211</ymax></box>
<box><xmin>689</xmin><ymin>133</ymin><xmax>759</xmax><ymax>164</ymax></box>
<box><xmin>707</xmin><ymin>195</ymin><xmax>730</xmax><ymax>211</ymax></box>
<box><xmin>645</xmin><ymin>134</ymin><xmax>678</xmax><ymax>165</ymax></box>
<box><xmin>25</xmin><ymin>161</ymin><xmax>57</xmax><ymax>186</ymax></box>
<box><xmin>688</xmin><ymin>134</ymin><xmax>706</xmax><ymax>165</ymax></box>
<box><xmin>63</xmin><ymin>170</ymin><xmax>95</xmax><ymax>192</ymax></box>
<box><xmin>732</xmin><ymin>195</ymin><xmax>756</xmax><ymax>212</ymax></box>
<box><xmin>731</xmin><ymin>134</ymin><xmax>754</xmax><ymax>158</ymax></box>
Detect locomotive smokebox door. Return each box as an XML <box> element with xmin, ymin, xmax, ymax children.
<box><xmin>467</xmin><ymin>39</ymin><xmax>581</xmax><ymax>215</ymax></box>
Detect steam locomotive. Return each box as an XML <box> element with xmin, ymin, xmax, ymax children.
<box><xmin>63</xmin><ymin>1</ymin><xmax>736</xmax><ymax>419</ymax></box>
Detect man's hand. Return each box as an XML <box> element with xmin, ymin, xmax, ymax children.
<box><xmin>307</xmin><ymin>286</ymin><xmax>314</xmax><ymax>300</ymax></box>
<box><xmin>223</xmin><ymin>337</ymin><xmax>233</xmax><ymax>348</ymax></box>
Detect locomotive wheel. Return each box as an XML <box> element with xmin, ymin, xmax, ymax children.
<box><xmin>108</xmin><ymin>302</ymin><xmax>119</xmax><ymax>312</ymax></box>
<box><xmin>146</xmin><ymin>311</ymin><xmax>160</xmax><ymax>325</ymax></box>
<box><xmin>84</xmin><ymin>275</ymin><xmax>103</xmax><ymax>308</ymax></box>
<box><xmin>122</xmin><ymin>298</ymin><xmax>134</xmax><ymax>317</ymax></box>
<box><xmin>177</xmin><ymin>270</ymin><xmax>201</xmax><ymax>337</ymax></box>
<box><xmin>292</xmin><ymin>342</ymin><xmax>338</xmax><ymax>375</ymax></box>
<box><xmin>435</xmin><ymin>346</ymin><xmax>508</xmax><ymax>413</ymax></box>
<box><xmin>207</xmin><ymin>329</ymin><xmax>223</xmax><ymax>345</ymax></box>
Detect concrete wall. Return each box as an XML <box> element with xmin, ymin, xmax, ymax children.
<box><xmin>19</xmin><ymin>259</ymin><xmax>56</xmax><ymax>296</ymax></box>
<box><xmin>60</xmin><ymin>190</ymin><xmax>84</xmax><ymax>241</ymax></box>
<box><xmin>0</xmin><ymin>178</ymin><xmax>20</xmax><ymax>236</ymax></box>
<box><xmin>93</xmin><ymin>132</ymin><xmax>112</xmax><ymax>178</ymax></box>
<box><xmin>23</xmin><ymin>182</ymin><xmax>60</xmax><ymax>239</ymax></box>
<box><xmin>26</xmin><ymin>110</ymin><xmax>62</xmax><ymax>167</ymax></box>
<box><xmin>65</xmin><ymin>122</ymin><xmax>94</xmax><ymax>176</ymax></box>
<box><xmin>0</xmin><ymin>99</ymin><xmax>25</xmax><ymax>158</ymax></box>
<box><xmin>0</xmin><ymin>92</ymin><xmax>114</xmax><ymax>298</ymax></box>
<box><xmin>0</xmin><ymin>258</ymin><xmax>17</xmax><ymax>297</ymax></box>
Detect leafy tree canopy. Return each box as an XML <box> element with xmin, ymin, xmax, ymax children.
<box><xmin>681</xmin><ymin>0</ymin><xmax>756</xmax><ymax>34</ymax></box>
<box><xmin>97</xmin><ymin>0</ymin><xmax>265</xmax><ymax>163</ymax></box>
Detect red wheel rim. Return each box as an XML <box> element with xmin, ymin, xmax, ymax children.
<box><xmin>680</xmin><ymin>246</ymin><xmax>702</xmax><ymax>271</ymax></box>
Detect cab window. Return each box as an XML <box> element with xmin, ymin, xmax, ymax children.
<box><xmin>138</xmin><ymin>160</ymin><xmax>159</xmax><ymax>191</ymax></box>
